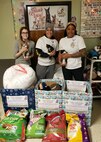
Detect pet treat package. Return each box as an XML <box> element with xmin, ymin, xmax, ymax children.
<box><xmin>42</xmin><ymin>110</ymin><xmax>67</xmax><ymax>142</ymax></box>
<box><xmin>0</xmin><ymin>109</ymin><xmax>28</xmax><ymax>142</ymax></box>
<box><xmin>26</xmin><ymin>109</ymin><xmax>46</xmax><ymax>138</ymax></box>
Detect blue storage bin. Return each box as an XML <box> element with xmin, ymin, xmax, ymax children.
<box><xmin>1</xmin><ymin>89</ymin><xmax>35</xmax><ymax>112</ymax></box>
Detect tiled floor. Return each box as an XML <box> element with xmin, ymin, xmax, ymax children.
<box><xmin>88</xmin><ymin>99</ymin><xmax>101</xmax><ymax>142</ymax></box>
<box><xmin>0</xmin><ymin>96</ymin><xmax>101</xmax><ymax>142</ymax></box>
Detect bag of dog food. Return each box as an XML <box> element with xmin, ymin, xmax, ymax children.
<box><xmin>26</xmin><ymin>109</ymin><xmax>46</xmax><ymax>138</ymax></box>
<box><xmin>42</xmin><ymin>110</ymin><xmax>67</xmax><ymax>142</ymax></box>
<box><xmin>0</xmin><ymin>109</ymin><xmax>28</xmax><ymax>141</ymax></box>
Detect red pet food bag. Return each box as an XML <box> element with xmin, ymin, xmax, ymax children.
<box><xmin>42</xmin><ymin>110</ymin><xmax>67</xmax><ymax>142</ymax></box>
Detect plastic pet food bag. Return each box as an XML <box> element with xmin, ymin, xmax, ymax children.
<box><xmin>26</xmin><ymin>109</ymin><xmax>46</xmax><ymax>138</ymax></box>
<box><xmin>42</xmin><ymin>110</ymin><xmax>67</xmax><ymax>142</ymax></box>
<box><xmin>0</xmin><ymin>109</ymin><xmax>28</xmax><ymax>142</ymax></box>
<box><xmin>78</xmin><ymin>114</ymin><xmax>90</xmax><ymax>142</ymax></box>
<box><xmin>66</xmin><ymin>113</ymin><xmax>83</xmax><ymax>142</ymax></box>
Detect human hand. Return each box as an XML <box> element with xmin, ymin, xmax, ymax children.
<box><xmin>24</xmin><ymin>56</ymin><xmax>30</xmax><ymax>60</ymax></box>
<box><xmin>49</xmin><ymin>50</ymin><xmax>56</xmax><ymax>56</ymax></box>
<box><xmin>21</xmin><ymin>46</ymin><xmax>28</xmax><ymax>53</ymax></box>
<box><xmin>58</xmin><ymin>53</ymin><xmax>67</xmax><ymax>66</ymax></box>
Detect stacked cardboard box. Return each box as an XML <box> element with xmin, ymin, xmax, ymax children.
<box><xmin>62</xmin><ymin>80</ymin><xmax>93</xmax><ymax>126</ymax></box>
<box><xmin>35</xmin><ymin>79</ymin><xmax>65</xmax><ymax>112</ymax></box>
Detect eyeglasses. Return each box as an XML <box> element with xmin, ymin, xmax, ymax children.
<box><xmin>21</xmin><ymin>32</ymin><xmax>28</xmax><ymax>34</ymax></box>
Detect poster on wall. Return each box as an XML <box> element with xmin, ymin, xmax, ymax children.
<box><xmin>26</xmin><ymin>4</ymin><xmax>68</xmax><ymax>31</ymax></box>
<box><xmin>81</xmin><ymin>0</ymin><xmax>101</xmax><ymax>38</ymax></box>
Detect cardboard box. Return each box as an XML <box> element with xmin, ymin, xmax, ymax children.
<box><xmin>62</xmin><ymin>80</ymin><xmax>93</xmax><ymax>126</ymax></box>
<box><xmin>1</xmin><ymin>88</ymin><xmax>35</xmax><ymax>112</ymax></box>
<box><xmin>35</xmin><ymin>79</ymin><xmax>65</xmax><ymax>111</ymax></box>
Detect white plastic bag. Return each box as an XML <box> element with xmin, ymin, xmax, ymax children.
<box><xmin>3</xmin><ymin>64</ymin><xmax>37</xmax><ymax>89</ymax></box>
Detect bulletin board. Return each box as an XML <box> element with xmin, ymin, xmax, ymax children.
<box><xmin>81</xmin><ymin>0</ymin><xmax>101</xmax><ymax>38</ymax></box>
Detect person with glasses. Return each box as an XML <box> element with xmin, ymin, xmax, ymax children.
<box><xmin>14</xmin><ymin>26</ymin><xmax>35</xmax><ymax>66</ymax></box>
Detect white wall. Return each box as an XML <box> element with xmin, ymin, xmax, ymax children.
<box><xmin>0</xmin><ymin>0</ymin><xmax>15</xmax><ymax>59</ymax></box>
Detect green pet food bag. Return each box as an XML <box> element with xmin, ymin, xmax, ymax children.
<box><xmin>26</xmin><ymin>109</ymin><xmax>46</xmax><ymax>138</ymax></box>
<box><xmin>0</xmin><ymin>109</ymin><xmax>28</xmax><ymax>141</ymax></box>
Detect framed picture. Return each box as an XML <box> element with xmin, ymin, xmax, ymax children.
<box><xmin>25</xmin><ymin>1</ymin><xmax>71</xmax><ymax>42</ymax></box>
<box><xmin>25</xmin><ymin>1</ymin><xmax>71</xmax><ymax>31</ymax></box>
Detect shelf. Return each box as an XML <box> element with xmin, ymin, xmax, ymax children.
<box><xmin>90</xmin><ymin>59</ymin><xmax>101</xmax><ymax>62</ymax></box>
<box><xmin>89</xmin><ymin>59</ymin><xmax>101</xmax><ymax>98</ymax></box>
<box><xmin>91</xmin><ymin>80</ymin><xmax>101</xmax><ymax>83</ymax></box>
<box><xmin>93</xmin><ymin>91</ymin><xmax>101</xmax><ymax>98</ymax></box>
<box><xmin>93</xmin><ymin>95</ymin><xmax>101</xmax><ymax>98</ymax></box>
